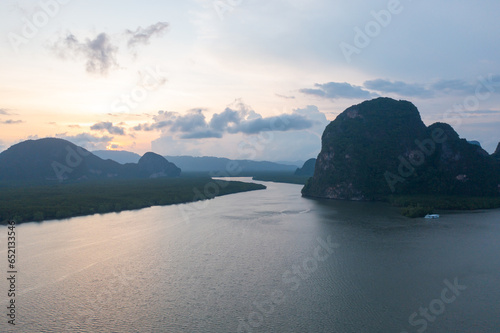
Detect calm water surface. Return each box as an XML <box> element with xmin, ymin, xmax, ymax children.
<box><xmin>1</xmin><ymin>178</ymin><xmax>499</xmax><ymax>332</ymax></box>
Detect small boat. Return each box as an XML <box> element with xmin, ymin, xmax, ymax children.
<box><xmin>424</xmin><ymin>214</ymin><xmax>440</xmax><ymax>219</ymax></box>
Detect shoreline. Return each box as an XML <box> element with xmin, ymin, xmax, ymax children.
<box><xmin>0</xmin><ymin>177</ymin><xmax>266</xmax><ymax>225</ymax></box>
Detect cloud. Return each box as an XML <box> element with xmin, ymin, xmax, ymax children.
<box><xmin>149</xmin><ymin>104</ymin><xmax>330</xmax><ymax>161</ymax></box>
<box><xmin>0</xmin><ymin>109</ymin><xmax>12</xmax><ymax>115</ymax></box>
<box><xmin>431</xmin><ymin>75</ymin><xmax>500</xmax><ymax>94</ymax></box>
<box><xmin>463</xmin><ymin>110</ymin><xmax>500</xmax><ymax>116</ymax></box>
<box><xmin>90</xmin><ymin>121</ymin><xmax>126</xmax><ymax>135</ymax></box>
<box><xmin>133</xmin><ymin>121</ymin><xmax>170</xmax><ymax>132</ymax></box>
<box><xmin>169</xmin><ymin>109</ymin><xmax>208</xmax><ymax>132</ymax></box>
<box><xmin>363</xmin><ymin>75</ymin><xmax>500</xmax><ymax>98</ymax></box>
<box><xmin>180</xmin><ymin>130</ymin><xmax>223</xmax><ymax>139</ymax></box>
<box><xmin>301</xmin><ymin>76</ymin><xmax>500</xmax><ymax>102</ymax></box>
<box><xmin>50</xmin><ymin>22</ymin><xmax>169</xmax><ymax>75</ymax></box>
<box><xmin>209</xmin><ymin>108</ymin><xmax>241</xmax><ymax>132</ymax></box>
<box><xmin>363</xmin><ymin>79</ymin><xmax>434</xmax><ymax>98</ymax></box>
<box><xmin>133</xmin><ymin>101</ymin><xmax>316</xmax><ymax>138</ymax></box>
<box><xmin>275</xmin><ymin>94</ymin><xmax>296</xmax><ymax>99</ymax></box>
<box><xmin>52</xmin><ymin>33</ymin><xmax>119</xmax><ymax>75</ymax></box>
<box><xmin>229</xmin><ymin>114</ymin><xmax>313</xmax><ymax>134</ymax></box>
<box><xmin>1</xmin><ymin>120</ymin><xmax>23</xmax><ymax>124</ymax></box>
<box><xmin>300</xmin><ymin>82</ymin><xmax>373</xmax><ymax>99</ymax></box>
<box><xmin>126</xmin><ymin>22</ymin><xmax>169</xmax><ymax>48</ymax></box>
<box><xmin>56</xmin><ymin>133</ymin><xmax>113</xmax><ymax>150</ymax></box>
<box><xmin>430</xmin><ymin>79</ymin><xmax>475</xmax><ymax>94</ymax></box>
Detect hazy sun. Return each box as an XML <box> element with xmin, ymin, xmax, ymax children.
<box><xmin>106</xmin><ymin>143</ymin><xmax>122</xmax><ymax>151</ymax></box>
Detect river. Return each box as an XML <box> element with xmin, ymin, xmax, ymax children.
<box><xmin>1</xmin><ymin>178</ymin><xmax>499</xmax><ymax>332</ymax></box>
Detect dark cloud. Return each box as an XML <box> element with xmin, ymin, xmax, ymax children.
<box><xmin>299</xmin><ymin>88</ymin><xmax>327</xmax><ymax>97</ymax></box>
<box><xmin>229</xmin><ymin>114</ymin><xmax>313</xmax><ymax>134</ymax></box>
<box><xmin>133</xmin><ymin>120</ymin><xmax>171</xmax><ymax>132</ymax></box>
<box><xmin>126</xmin><ymin>22</ymin><xmax>169</xmax><ymax>48</ymax></box>
<box><xmin>209</xmin><ymin>108</ymin><xmax>240</xmax><ymax>132</ymax></box>
<box><xmin>180</xmin><ymin>130</ymin><xmax>223</xmax><ymax>139</ymax></box>
<box><xmin>431</xmin><ymin>75</ymin><xmax>500</xmax><ymax>94</ymax></box>
<box><xmin>50</xmin><ymin>22</ymin><xmax>169</xmax><ymax>75</ymax></box>
<box><xmin>170</xmin><ymin>110</ymin><xmax>208</xmax><ymax>132</ymax></box>
<box><xmin>300</xmin><ymin>82</ymin><xmax>373</xmax><ymax>99</ymax></box>
<box><xmin>133</xmin><ymin>102</ymin><xmax>316</xmax><ymax>139</ymax></box>
<box><xmin>52</xmin><ymin>33</ymin><xmax>119</xmax><ymax>75</ymax></box>
<box><xmin>90</xmin><ymin>121</ymin><xmax>126</xmax><ymax>135</ymax></box>
<box><xmin>363</xmin><ymin>79</ymin><xmax>433</xmax><ymax>98</ymax></box>
<box><xmin>0</xmin><ymin>109</ymin><xmax>12</xmax><ymax>115</ymax></box>
<box><xmin>364</xmin><ymin>75</ymin><xmax>500</xmax><ymax>98</ymax></box>
<box><xmin>1</xmin><ymin>119</ymin><xmax>23</xmax><ymax>124</ymax></box>
<box><xmin>301</xmin><ymin>76</ymin><xmax>500</xmax><ymax>101</ymax></box>
<box><xmin>56</xmin><ymin>133</ymin><xmax>113</xmax><ymax>150</ymax></box>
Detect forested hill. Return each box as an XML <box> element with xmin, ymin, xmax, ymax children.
<box><xmin>0</xmin><ymin>138</ymin><xmax>180</xmax><ymax>183</ymax></box>
<box><xmin>302</xmin><ymin>97</ymin><xmax>500</xmax><ymax>200</ymax></box>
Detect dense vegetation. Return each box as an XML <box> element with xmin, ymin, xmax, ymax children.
<box><xmin>0</xmin><ymin>177</ymin><xmax>266</xmax><ymax>224</ymax></box>
<box><xmin>389</xmin><ymin>195</ymin><xmax>500</xmax><ymax>217</ymax></box>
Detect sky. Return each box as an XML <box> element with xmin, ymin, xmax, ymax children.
<box><xmin>1</xmin><ymin>0</ymin><xmax>500</xmax><ymax>161</ymax></box>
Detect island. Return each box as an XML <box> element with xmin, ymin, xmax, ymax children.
<box><xmin>302</xmin><ymin>97</ymin><xmax>500</xmax><ymax>217</ymax></box>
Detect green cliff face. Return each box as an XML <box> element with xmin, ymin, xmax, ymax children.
<box><xmin>302</xmin><ymin>98</ymin><xmax>500</xmax><ymax>200</ymax></box>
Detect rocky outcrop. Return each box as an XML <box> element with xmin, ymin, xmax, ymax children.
<box><xmin>302</xmin><ymin>98</ymin><xmax>500</xmax><ymax>200</ymax></box>
<box><xmin>137</xmin><ymin>152</ymin><xmax>181</xmax><ymax>178</ymax></box>
<box><xmin>294</xmin><ymin>158</ymin><xmax>316</xmax><ymax>177</ymax></box>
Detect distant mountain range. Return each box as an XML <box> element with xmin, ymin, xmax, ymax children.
<box><xmin>92</xmin><ymin>150</ymin><xmax>141</xmax><ymax>164</ymax></box>
<box><xmin>163</xmin><ymin>156</ymin><xmax>297</xmax><ymax>173</ymax></box>
<box><xmin>0</xmin><ymin>138</ymin><xmax>302</xmax><ymax>184</ymax></box>
<box><xmin>0</xmin><ymin>138</ymin><xmax>180</xmax><ymax>183</ymax></box>
<box><xmin>93</xmin><ymin>150</ymin><xmax>299</xmax><ymax>173</ymax></box>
